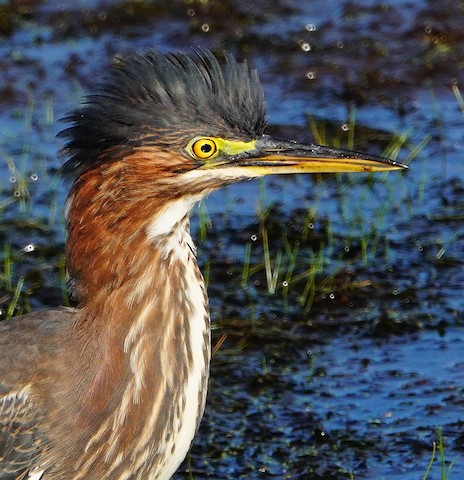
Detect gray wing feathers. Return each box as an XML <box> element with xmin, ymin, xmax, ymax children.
<box><xmin>0</xmin><ymin>386</ymin><xmax>43</xmax><ymax>479</ymax></box>
<box><xmin>0</xmin><ymin>307</ymin><xmax>78</xmax><ymax>479</ymax></box>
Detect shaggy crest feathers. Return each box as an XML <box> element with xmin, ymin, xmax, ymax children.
<box><xmin>59</xmin><ymin>49</ymin><xmax>267</xmax><ymax>175</ymax></box>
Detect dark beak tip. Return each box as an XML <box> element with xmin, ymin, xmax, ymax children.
<box><xmin>391</xmin><ymin>160</ymin><xmax>409</xmax><ymax>170</ymax></box>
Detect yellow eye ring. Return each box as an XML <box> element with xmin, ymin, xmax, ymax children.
<box><xmin>191</xmin><ymin>138</ymin><xmax>218</xmax><ymax>160</ymax></box>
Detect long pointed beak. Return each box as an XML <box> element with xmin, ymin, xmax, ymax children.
<box><xmin>237</xmin><ymin>135</ymin><xmax>408</xmax><ymax>175</ymax></box>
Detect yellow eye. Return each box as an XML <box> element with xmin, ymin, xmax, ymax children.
<box><xmin>191</xmin><ymin>138</ymin><xmax>218</xmax><ymax>159</ymax></box>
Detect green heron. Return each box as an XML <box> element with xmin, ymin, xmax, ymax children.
<box><xmin>0</xmin><ymin>49</ymin><xmax>406</xmax><ymax>479</ymax></box>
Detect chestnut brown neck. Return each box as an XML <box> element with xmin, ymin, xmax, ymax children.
<box><xmin>66</xmin><ymin>152</ymin><xmax>175</xmax><ymax>303</ymax></box>
<box><xmin>52</xmin><ymin>151</ymin><xmax>211</xmax><ymax>478</ymax></box>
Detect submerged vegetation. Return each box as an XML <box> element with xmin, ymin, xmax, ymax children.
<box><xmin>422</xmin><ymin>428</ymin><xmax>454</xmax><ymax>480</ymax></box>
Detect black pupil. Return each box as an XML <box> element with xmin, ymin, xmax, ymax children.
<box><xmin>201</xmin><ymin>143</ymin><xmax>213</xmax><ymax>153</ymax></box>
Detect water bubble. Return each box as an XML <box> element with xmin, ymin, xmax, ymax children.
<box><xmin>329</xmin><ymin>293</ymin><xmax>335</xmax><ymax>300</ymax></box>
<box><xmin>392</xmin><ymin>289</ymin><xmax>399</xmax><ymax>295</ymax></box>
<box><xmin>341</xmin><ymin>123</ymin><xmax>349</xmax><ymax>131</ymax></box>
<box><xmin>250</xmin><ymin>234</ymin><xmax>257</xmax><ymax>241</ymax></box>
<box><xmin>22</xmin><ymin>243</ymin><xmax>35</xmax><ymax>253</ymax></box>
<box><xmin>305</xmin><ymin>23</ymin><xmax>316</xmax><ymax>32</ymax></box>
<box><xmin>308</xmin><ymin>222</ymin><xmax>314</xmax><ymax>229</ymax></box>
<box><xmin>187</xmin><ymin>8</ymin><xmax>195</xmax><ymax>16</ymax></box>
<box><xmin>306</xmin><ymin>71</ymin><xmax>316</xmax><ymax>80</ymax></box>
<box><xmin>201</xmin><ymin>23</ymin><xmax>210</xmax><ymax>33</ymax></box>
<box><xmin>9</xmin><ymin>176</ymin><xmax>16</xmax><ymax>183</ymax></box>
<box><xmin>282</xmin><ymin>281</ymin><xmax>288</xmax><ymax>287</ymax></box>
<box><xmin>13</xmin><ymin>190</ymin><xmax>21</xmax><ymax>197</ymax></box>
<box><xmin>344</xmin><ymin>245</ymin><xmax>350</xmax><ymax>252</ymax></box>
<box><xmin>336</xmin><ymin>41</ymin><xmax>344</xmax><ymax>49</ymax></box>
<box><xmin>301</xmin><ymin>42</ymin><xmax>311</xmax><ymax>52</ymax></box>
<box><xmin>30</xmin><ymin>173</ymin><xmax>38</xmax><ymax>181</ymax></box>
